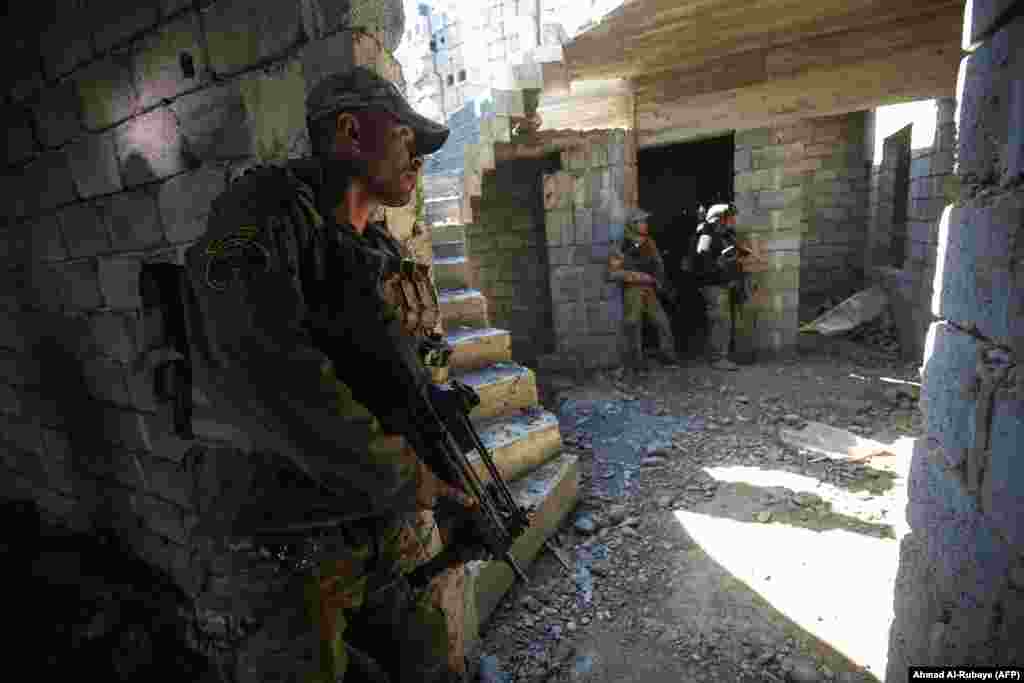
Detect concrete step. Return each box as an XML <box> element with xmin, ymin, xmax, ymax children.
<box><xmin>430</xmin><ymin>224</ymin><xmax>466</xmax><ymax>245</ymax></box>
<box><xmin>447</xmin><ymin>327</ymin><xmax>511</xmax><ymax>374</ymax></box>
<box><xmin>432</xmin><ymin>239</ymin><xmax>465</xmax><ymax>260</ymax></box>
<box><xmin>433</xmin><ymin>256</ymin><xmax>471</xmax><ymax>290</ymax></box>
<box><xmin>440</xmin><ymin>289</ymin><xmax>489</xmax><ymax>329</ymax></box>
<box><xmin>469</xmin><ymin>408</ymin><xmax>562</xmax><ymax>483</ymax></box>
<box><xmin>456</xmin><ymin>363</ymin><xmax>539</xmax><ymax>422</ymax></box>
<box><xmin>463</xmin><ymin>453</ymin><xmax>580</xmax><ymax>651</ymax></box>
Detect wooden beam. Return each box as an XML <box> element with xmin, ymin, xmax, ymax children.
<box><xmin>565</xmin><ymin>0</ymin><xmax>961</xmax><ymax>82</ymax></box>
<box><xmin>636</xmin><ymin>42</ymin><xmax>961</xmax><ymax>147</ymax></box>
<box><xmin>632</xmin><ymin>6</ymin><xmax>963</xmax><ymax>104</ymax></box>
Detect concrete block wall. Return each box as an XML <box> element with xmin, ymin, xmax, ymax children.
<box><xmin>538</xmin><ymin>129</ymin><xmax>634</xmax><ymax>371</ymax></box>
<box><xmin>424</xmin><ymin>99</ymin><xmax>482</xmax><ymax>176</ymax></box>
<box><xmin>886</xmin><ymin>3</ymin><xmax>1024</xmax><ymax>677</ymax></box>
<box><xmin>733</xmin><ymin>113</ymin><xmax>870</xmax><ymax>354</ymax></box>
<box><xmin>867</xmin><ymin>125</ymin><xmax>912</xmax><ymax>271</ymax></box>
<box><xmin>0</xmin><ymin>0</ymin><xmax>420</xmax><ymax>676</ymax></box>
<box><xmin>467</xmin><ymin>155</ymin><xmax>559</xmax><ymax>366</ymax></box>
<box><xmin>869</xmin><ymin>98</ymin><xmax>958</xmax><ymax>361</ymax></box>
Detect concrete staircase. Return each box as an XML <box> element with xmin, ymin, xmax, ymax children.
<box><xmin>431</xmin><ymin>223</ymin><xmax>580</xmax><ymax>651</ymax></box>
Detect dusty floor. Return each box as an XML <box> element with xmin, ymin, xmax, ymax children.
<box><xmin>476</xmin><ymin>336</ymin><xmax>922</xmax><ymax>683</ymax></box>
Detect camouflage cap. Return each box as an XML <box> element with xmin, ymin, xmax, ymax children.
<box><xmin>306</xmin><ymin>66</ymin><xmax>450</xmax><ymax>156</ymax></box>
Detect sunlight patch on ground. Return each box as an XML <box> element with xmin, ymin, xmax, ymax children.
<box><xmin>673</xmin><ymin>509</ymin><xmax>898</xmax><ymax>678</ymax></box>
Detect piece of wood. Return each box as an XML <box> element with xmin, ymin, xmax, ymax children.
<box><xmin>635</xmin><ymin>42</ymin><xmax>960</xmax><ymax>147</ymax></box>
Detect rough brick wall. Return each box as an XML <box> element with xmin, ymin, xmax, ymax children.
<box><xmin>467</xmin><ymin>155</ymin><xmax>559</xmax><ymax>366</ymax></box>
<box><xmin>0</xmin><ymin>0</ymin><xmax>416</xmax><ymax>677</ymax></box>
<box><xmin>530</xmin><ymin>130</ymin><xmax>634</xmax><ymax>372</ymax></box>
<box><xmin>868</xmin><ymin>98</ymin><xmax>958</xmax><ymax>361</ymax></box>
<box><xmin>732</xmin><ymin>113</ymin><xmax>870</xmax><ymax>353</ymax></box>
<box><xmin>886</xmin><ymin>3</ymin><xmax>1024</xmax><ymax>677</ymax></box>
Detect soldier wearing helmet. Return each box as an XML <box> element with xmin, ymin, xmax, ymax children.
<box><xmin>607</xmin><ymin>208</ymin><xmax>679</xmax><ymax>375</ymax></box>
<box><xmin>691</xmin><ymin>203</ymin><xmax>747</xmax><ymax>370</ymax></box>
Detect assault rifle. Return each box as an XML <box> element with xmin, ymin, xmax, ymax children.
<box><xmin>404</xmin><ymin>378</ymin><xmax>532</xmax><ymax>587</ymax></box>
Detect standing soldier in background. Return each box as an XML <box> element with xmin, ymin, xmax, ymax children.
<box><xmin>607</xmin><ymin>208</ymin><xmax>680</xmax><ymax>375</ymax></box>
<box><xmin>690</xmin><ymin>203</ymin><xmax>748</xmax><ymax>371</ymax></box>
<box><xmin>183</xmin><ymin>67</ymin><xmax>474</xmax><ymax>682</ymax></box>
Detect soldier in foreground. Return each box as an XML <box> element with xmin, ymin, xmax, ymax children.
<box><xmin>183</xmin><ymin>67</ymin><xmax>476</xmax><ymax>682</ymax></box>
<box><xmin>607</xmin><ymin>208</ymin><xmax>680</xmax><ymax>375</ymax></box>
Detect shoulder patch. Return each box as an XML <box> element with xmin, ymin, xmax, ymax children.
<box><xmin>202</xmin><ymin>225</ymin><xmax>272</xmax><ymax>291</ymax></box>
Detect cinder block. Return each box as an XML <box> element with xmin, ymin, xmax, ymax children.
<box><xmin>933</xmin><ymin>197</ymin><xmax>1024</xmax><ymax>349</ymax></box>
<box><xmin>81</xmin><ymin>356</ymin><xmax>131</xmax><ymax>405</ymax></box>
<box><xmin>67</xmin><ymin>131</ymin><xmax>123</xmax><ymax>198</ymax></box>
<box><xmin>30</xmin><ymin>214</ymin><xmax>69</xmax><ymax>263</ymax></box>
<box><xmin>24</xmin><ymin>150</ymin><xmax>77</xmax><ymax>213</ymax></box>
<box><xmin>38</xmin><ymin>0</ymin><xmax>93</xmax><ymax>79</ymax></box>
<box><xmin>76</xmin><ymin>54</ymin><xmax>140</xmax><ymax>131</ymax></box>
<box><xmin>114</xmin><ymin>108</ymin><xmax>191</xmax><ymax>186</ymax></box>
<box><xmin>106</xmin><ymin>186</ymin><xmax>166</xmax><ymax>251</ymax></box>
<box><xmin>25</xmin><ymin>262</ymin><xmax>66</xmax><ymax>312</ymax></box>
<box><xmin>93</xmin><ymin>0</ymin><xmax>159</xmax><ymax>53</ymax></box>
<box><xmin>90</xmin><ymin>312</ymin><xmax>138</xmax><ymax>363</ymax></box>
<box><xmin>203</xmin><ymin>0</ymin><xmax>302</xmax><ymax>77</ymax></box>
<box><xmin>956</xmin><ymin>16</ymin><xmax>1024</xmax><ymax>185</ymax></box>
<box><xmin>58</xmin><ymin>260</ymin><xmax>104</xmax><ymax>311</ymax></box>
<box><xmin>921</xmin><ymin>321</ymin><xmax>980</xmax><ymax>470</ymax></box>
<box><xmin>981</xmin><ymin>389</ymin><xmax>1024</xmax><ymax>546</ymax></box>
<box><xmin>59</xmin><ymin>201</ymin><xmax>112</xmax><ymax>259</ymax></box>
<box><xmin>98</xmin><ymin>256</ymin><xmax>143</xmax><ymax>310</ymax></box>
<box><xmin>172</xmin><ymin>81</ymin><xmax>254</xmax><ymax>162</ymax></box>
<box><xmin>158</xmin><ymin>164</ymin><xmax>226</xmax><ymax>244</ymax></box>
<box><xmin>33</xmin><ymin>80</ymin><xmax>83</xmax><ymax>149</ymax></box>
<box><xmin>240</xmin><ymin>59</ymin><xmax>308</xmax><ymax>162</ymax></box>
<box><xmin>133</xmin><ymin>12</ymin><xmax>208</xmax><ymax>109</ymax></box>
<box><xmin>4</xmin><ymin>105</ymin><xmax>38</xmax><ymax>166</ymax></box>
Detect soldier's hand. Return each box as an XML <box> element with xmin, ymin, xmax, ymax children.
<box><xmin>416</xmin><ymin>460</ymin><xmax>477</xmax><ymax>510</ymax></box>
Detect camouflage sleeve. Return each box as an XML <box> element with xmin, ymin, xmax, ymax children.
<box><xmin>185</xmin><ymin>198</ymin><xmax>418</xmax><ymax>519</ymax></box>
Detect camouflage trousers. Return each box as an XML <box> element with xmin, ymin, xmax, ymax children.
<box><xmin>622</xmin><ymin>285</ymin><xmax>675</xmax><ymax>366</ymax></box>
<box><xmin>701</xmin><ymin>285</ymin><xmax>735</xmax><ymax>361</ymax></box>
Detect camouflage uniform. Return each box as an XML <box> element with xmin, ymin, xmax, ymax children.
<box><xmin>607</xmin><ymin>215</ymin><xmax>676</xmax><ymax>370</ymax></box>
<box><xmin>184</xmin><ymin>156</ymin><xmax>462</xmax><ymax>682</ymax></box>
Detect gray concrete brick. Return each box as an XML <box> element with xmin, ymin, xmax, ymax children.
<box><xmin>30</xmin><ymin>214</ymin><xmax>69</xmax><ymax>263</ymax></box>
<box><xmin>76</xmin><ymin>54</ymin><xmax>140</xmax><ymax>131</ymax></box>
<box><xmin>934</xmin><ymin>196</ymin><xmax>1024</xmax><ymax>348</ymax></box>
<box><xmin>734</xmin><ymin>146</ymin><xmax>752</xmax><ymax>173</ymax></box>
<box><xmin>90</xmin><ymin>312</ymin><xmax>138</xmax><ymax>363</ymax></box>
<box><xmin>67</xmin><ymin>131</ymin><xmax>123</xmax><ymax>198</ymax></box>
<box><xmin>957</xmin><ymin>16</ymin><xmax>1024</xmax><ymax>185</ymax></box>
<box><xmin>34</xmin><ymin>80</ymin><xmax>83</xmax><ymax>149</ymax></box>
<box><xmin>203</xmin><ymin>0</ymin><xmax>303</xmax><ymax>77</ymax></box>
<box><xmin>38</xmin><ymin>0</ymin><xmax>94</xmax><ymax>79</ymax></box>
<box><xmin>98</xmin><ymin>256</ymin><xmax>143</xmax><ymax>310</ymax></box>
<box><xmin>158</xmin><ymin>164</ymin><xmax>225</xmax><ymax>243</ymax></box>
<box><xmin>93</xmin><ymin>0</ymin><xmax>160</xmax><ymax>53</ymax></box>
<box><xmin>920</xmin><ymin>321</ymin><xmax>979</xmax><ymax>472</ymax></box>
<box><xmin>133</xmin><ymin>12</ymin><xmax>209</xmax><ymax>109</ymax></box>
<box><xmin>172</xmin><ymin>82</ymin><xmax>253</xmax><ymax>162</ymax></box>
<box><xmin>106</xmin><ymin>186</ymin><xmax>166</xmax><ymax>251</ymax></box>
<box><xmin>22</xmin><ymin>151</ymin><xmax>77</xmax><ymax>214</ymax></box>
<box><xmin>5</xmin><ymin>105</ymin><xmax>39</xmax><ymax>166</ymax></box>
<box><xmin>981</xmin><ymin>388</ymin><xmax>1024</xmax><ymax>547</ymax></box>
<box><xmin>81</xmin><ymin>356</ymin><xmax>131</xmax><ymax>405</ymax></box>
<box><xmin>24</xmin><ymin>262</ymin><xmax>66</xmax><ymax>312</ymax></box>
<box><xmin>57</xmin><ymin>260</ymin><xmax>105</xmax><ymax>310</ymax></box>
<box><xmin>59</xmin><ymin>201</ymin><xmax>113</xmax><ymax>259</ymax></box>
<box><xmin>114</xmin><ymin>108</ymin><xmax>191</xmax><ymax>187</ymax></box>
<box><xmin>102</xmin><ymin>406</ymin><xmax>154</xmax><ymax>452</ymax></box>
<box><xmin>964</xmin><ymin>0</ymin><xmax>1019</xmax><ymax>45</ymax></box>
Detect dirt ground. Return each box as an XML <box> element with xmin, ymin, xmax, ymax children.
<box><xmin>475</xmin><ymin>335</ymin><xmax>922</xmax><ymax>683</ymax></box>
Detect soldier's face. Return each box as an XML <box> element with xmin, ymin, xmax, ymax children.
<box><xmin>361</xmin><ymin>113</ymin><xmax>423</xmax><ymax>208</ymax></box>
<box><xmin>334</xmin><ymin>111</ymin><xmax>423</xmax><ymax>208</ymax></box>
<box><xmin>635</xmin><ymin>221</ymin><xmax>649</xmax><ymax>243</ymax></box>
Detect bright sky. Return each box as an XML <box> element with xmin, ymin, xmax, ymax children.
<box><xmin>872</xmin><ymin>99</ymin><xmax>938</xmax><ymax>164</ymax></box>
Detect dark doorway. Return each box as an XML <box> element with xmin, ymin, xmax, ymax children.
<box><xmin>637</xmin><ymin>133</ymin><xmax>735</xmax><ymax>359</ymax></box>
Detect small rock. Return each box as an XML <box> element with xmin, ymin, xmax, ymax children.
<box><xmin>566</xmin><ymin>620</ymin><xmax>577</xmax><ymax>632</ymax></box>
<box><xmin>574</xmin><ymin>514</ymin><xmax>597</xmax><ymax>535</ymax></box>
<box><xmin>607</xmin><ymin>505</ymin><xmax>629</xmax><ymax>525</ymax></box>
<box><xmin>784</xmin><ymin>655</ymin><xmax>822</xmax><ymax>683</ymax></box>
<box><xmin>736</xmin><ymin>395</ymin><xmax>750</xmax><ymax>403</ymax></box>
<box><xmin>641</xmin><ymin>456</ymin><xmax>666</xmax><ymax>467</ymax></box>
<box><xmin>783</xmin><ymin>414</ymin><xmax>804</xmax><ymax>427</ymax></box>
<box><xmin>756</xmin><ymin>511</ymin><xmax>773</xmax><ymax>523</ymax></box>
